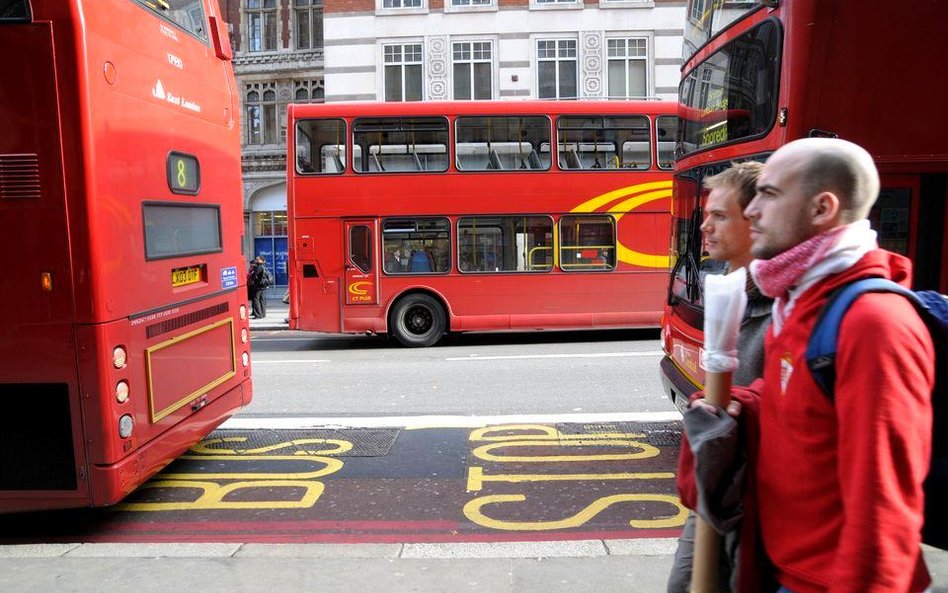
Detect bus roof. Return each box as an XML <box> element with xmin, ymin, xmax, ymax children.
<box><xmin>289</xmin><ymin>100</ymin><xmax>678</xmax><ymax>119</ymax></box>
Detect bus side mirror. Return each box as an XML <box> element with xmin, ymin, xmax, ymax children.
<box><xmin>208</xmin><ymin>15</ymin><xmax>233</xmax><ymax>61</ymax></box>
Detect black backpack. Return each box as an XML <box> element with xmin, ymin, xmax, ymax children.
<box><xmin>261</xmin><ymin>267</ymin><xmax>274</xmax><ymax>288</ymax></box>
<box><xmin>806</xmin><ymin>278</ymin><xmax>948</xmax><ymax>549</ymax></box>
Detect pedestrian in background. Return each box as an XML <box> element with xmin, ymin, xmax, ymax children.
<box><xmin>668</xmin><ymin>160</ymin><xmax>772</xmax><ymax>593</ymax></box>
<box><xmin>250</xmin><ymin>255</ymin><xmax>268</xmax><ymax>319</ymax></box>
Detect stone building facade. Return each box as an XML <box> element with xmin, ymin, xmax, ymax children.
<box><xmin>219</xmin><ymin>0</ymin><xmax>685</xmax><ymax>287</ymax></box>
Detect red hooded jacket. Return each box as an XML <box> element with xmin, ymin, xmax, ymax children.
<box><xmin>754</xmin><ymin>250</ymin><xmax>933</xmax><ymax>593</ymax></box>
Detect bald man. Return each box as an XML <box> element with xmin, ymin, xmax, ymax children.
<box><xmin>744</xmin><ymin>138</ymin><xmax>933</xmax><ymax>593</ymax></box>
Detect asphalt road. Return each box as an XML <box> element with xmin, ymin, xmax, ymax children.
<box><xmin>244</xmin><ymin>327</ymin><xmax>674</xmax><ymax>417</ymax></box>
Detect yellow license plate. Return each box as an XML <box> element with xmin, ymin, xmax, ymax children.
<box><xmin>171</xmin><ymin>266</ymin><xmax>202</xmax><ymax>287</ymax></box>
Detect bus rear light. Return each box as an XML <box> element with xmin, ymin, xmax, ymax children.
<box><xmin>242</xmin><ymin>352</ymin><xmax>250</xmax><ymax>367</ymax></box>
<box><xmin>112</xmin><ymin>346</ymin><xmax>127</xmax><ymax>369</ymax></box>
<box><xmin>118</xmin><ymin>414</ymin><xmax>134</xmax><ymax>439</ymax></box>
<box><xmin>40</xmin><ymin>272</ymin><xmax>53</xmax><ymax>292</ymax></box>
<box><xmin>115</xmin><ymin>381</ymin><xmax>129</xmax><ymax>403</ymax></box>
<box><xmin>241</xmin><ymin>328</ymin><xmax>248</xmax><ymax>343</ymax></box>
<box><xmin>239</xmin><ymin>305</ymin><xmax>247</xmax><ymax>321</ymax></box>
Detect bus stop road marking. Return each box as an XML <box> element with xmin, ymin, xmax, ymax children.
<box><xmin>0</xmin><ymin>421</ymin><xmax>683</xmax><ymax>544</ymax></box>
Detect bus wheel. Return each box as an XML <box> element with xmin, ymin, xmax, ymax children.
<box><xmin>391</xmin><ymin>294</ymin><xmax>445</xmax><ymax>347</ymax></box>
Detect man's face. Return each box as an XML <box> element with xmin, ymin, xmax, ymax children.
<box><xmin>700</xmin><ymin>185</ymin><xmax>752</xmax><ymax>266</ymax></box>
<box><xmin>745</xmin><ymin>149</ymin><xmax>819</xmax><ymax>260</ymax></box>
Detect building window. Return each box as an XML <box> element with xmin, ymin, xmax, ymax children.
<box><xmin>607</xmin><ymin>38</ymin><xmax>648</xmax><ymax>98</ymax></box>
<box><xmin>453</xmin><ymin>42</ymin><xmax>492</xmax><ymax>100</ymax></box>
<box><xmin>246</xmin><ymin>83</ymin><xmax>278</xmax><ymax>145</ymax></box>
<box><xmin>294</xmin><ymin>80</ymin><xmax>325</xmax><ymax>103</ymax></box>
<box><xmin>247</xmin><ymin>0</ymin><xmax>277</xmax><ymax>52</ymax></box>
<box><xmin>689</xmin><ymin>0</ymin><xmax>708</xmax><ymax>26</ymax></box>
<box><xmin>537</xmin><ymin>39</ymin><xmax>577</xmax><ymax>99</ymax></box>
<box><xmin>452</xmin><ymin>0</ymin><xmax>491</xmax><ymax>5</ymax></box>
<box><xmin>294</xmin><ymin>0</ymin><xmax>323</xmax><ymax>50</ymax></box>
<box><xmin>698</xmin><ymin>66</ymin><xmax>713</xmax><ymax>106</ymax></box>
<box><xmin>384</xmin><ymin>44</ymin><xmax>423</xmax><ymax>102</ymax></box>
<box><xmin>536</xmin><ymin>0</ymin><xmax>578</xmax><ymax>4</ymax></box>
<box><xmin>383</xmin><ymin>0</ymin><xmax>422</xmax><ymax>7</ymax></box>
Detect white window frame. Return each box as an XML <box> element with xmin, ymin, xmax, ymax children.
<box><xmin>376</xmin><ymin>0</ymin><xmax>428</xmax><ymax>16</ymax></box>
<box><xmin>535</xmin><ymin>38</ymin><xmax>578</xmax><ymax>100</ymax></box>
<box><xmin>530</xmin><ymin>0</ymin><xmax>581</xmax><ymax>10</ymax></box>
<box><xmin>605</xmin><ymin>36</ymin><xmax>651</xmax><ymax>99</ymax></box>
<box><xmin>599</xmin><ymin>0</ymin><xmax>653</xmax><ymax>8</ymax></box>
<box><xmin>444</xmin><ymin>0</ymin><xmax>496</xmax><ymax>13</ymax></box>
<box><xmin>381</xmin><ymin>42</ymin><xmax>425</xmax><ymax>102</ymax></box>
<box><xmin>689</xmin><ymin>0</ymin><xmax>709</xmax><ymax>28</ymax></box>
<box><xmin>452</xmin><ymin>40</ymin><xmax>494</xmax><ymax>100</ymax></box>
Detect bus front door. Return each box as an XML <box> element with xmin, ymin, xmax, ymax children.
<box><xmin>344</xmin><ymin>221</ymin><xmax>378</xmax><ymax>306</ymax></box>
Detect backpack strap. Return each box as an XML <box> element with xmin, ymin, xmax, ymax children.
<box><xmin>806</xmin><ymin>278</ymin><xmax>921</xmax><ymax>399</ymax></box>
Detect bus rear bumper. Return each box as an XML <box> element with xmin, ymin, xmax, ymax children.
<box><xmin>89</xmin><ymin>379</ymin><xmax>250</xmax><ymax>506</ymax></box>
<box><xmin>659</xmin><ymin>355</ymin><xmax>700</xmax><ymax>414</ymax></box>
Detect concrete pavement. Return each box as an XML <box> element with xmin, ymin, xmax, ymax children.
<box><xmin>1</xmin><ymin>541</ymin><xmax>946</xmax><ymax>593</ymax></box>
<box><xmin>248</xmin><ymin>299</ymin><xmax>290</xmax><ymax>331</ymax></box>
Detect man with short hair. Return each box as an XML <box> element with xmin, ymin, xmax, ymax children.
<box><xmin>745</xmin><ymin>138</ymin><xmax>933</xmax><ymax>593</ymax></box>
<box><xmin>668</xmin><ymin>160</ymin><xmax>772</xmax><ymax>593</ymax></box>
<box><xmin>700</xmin><ymin>161</ymin><xmax>771</xmax><ymax>386</ymax></box>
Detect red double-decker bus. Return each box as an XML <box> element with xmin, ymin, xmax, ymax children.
<box><xmin>660</xmin><ymin>0</ymin><xmax>948</xmax><ymax>409</ymax></box>
<box><xmin>286</xmin><ymin>100</ymin><xmax>677</xmax><ymax>346</ymax></box>
<box><xmin>0</xmin><ymin>0</ymin><xmax>252</xmax><ymax>512</ymax></box>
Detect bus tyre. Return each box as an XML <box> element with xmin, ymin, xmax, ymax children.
<box><xmin>391</xmin><ymin>294</ymin><xmax>445</xmax><ymax>347</ymax></box>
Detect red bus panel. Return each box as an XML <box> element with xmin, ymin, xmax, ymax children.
<box><xmin>0</xmin><ymin>0</ymin><xmax>251</xmax><ymax>513</ymax></box>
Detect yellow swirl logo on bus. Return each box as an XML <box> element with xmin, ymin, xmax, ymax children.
<box><xmin>348</xmin><ymin>281</ymin><xmax>372</xmax><ymax>296</ymax></box>
<box><xmin>570</xmin><ymin>180</ymin><xmax>673</xmax><ymax>269</ymax></box>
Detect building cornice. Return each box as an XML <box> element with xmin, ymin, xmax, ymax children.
<box><xmin>234</xmin><ymin>50</ymin><xmax>325</xmax><ymax>76</ymax></box>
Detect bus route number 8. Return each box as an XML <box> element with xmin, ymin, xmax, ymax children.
<box><xmin>167</xmin><ymin>152</ymin><xmax>200</xmax><ymax>195</ymax></box>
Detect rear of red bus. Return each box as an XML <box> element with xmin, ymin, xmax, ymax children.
<box><xmin>0</xmin><ymin>0</ymin><xmax>252</xmax><ymax>512</ymax></box>
<box><xmin>286</xmin><ymin>101</ymin><xmax>677</xmax><ymax>345</ymax></box>
<box><xmin>660</xmin><ymin>1</ymin><xmax>948</xmax><ymax>410</ymax></box>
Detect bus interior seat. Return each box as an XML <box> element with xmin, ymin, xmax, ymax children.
<box><xmin>412</xmin><ymin>151</ymin><xmax>424</xmax><ymax>171</ymax></box>
<box><xmin>331</xmin><ymin>152</ymin><xmax>344</xmax><ymax>172</ymax></box>
<box><xmin>372</xmin><ymin>152</ymin><xmax>385</xmax><ymax>172</ymax></box>
<box><xmin>527</xmin><ymin>150</ymin><xmax>542</xmax><ymax>169</ymax></box>
<box><xmin>565</xmin><ymin>148</ymin><xmax>583</xmax><ymax>169</ymax></box>
<box><xmin>487</xmin><ymin>149</ymin><xmax>503</xmax><ymax>170</ymax></box>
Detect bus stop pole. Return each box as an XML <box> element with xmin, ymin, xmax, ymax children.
<box><xmin>690</xmin><ymin>370</ymin><xmax>732</xmax><ymax>593</ymax></box>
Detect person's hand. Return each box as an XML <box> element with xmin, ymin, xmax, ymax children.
<box><xmin>689</xmin><ymin>397</ymin><xmax>742</xmax><ymax>418</ymax></box>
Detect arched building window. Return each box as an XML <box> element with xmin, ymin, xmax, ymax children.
<box><xmin>294</xmin><ymin>80</ymin><xmax>326</xmax><ymax>103</ymax></box>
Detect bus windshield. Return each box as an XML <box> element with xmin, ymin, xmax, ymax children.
<box><xmin>682</xmin><ymin>0</ymin><xmax>766</xmax><ymax>61</ymax></box>
<box><xmin>678</xmin><ymin>18</ymin><xmax>780</xmax><ymax>157</ymax></box>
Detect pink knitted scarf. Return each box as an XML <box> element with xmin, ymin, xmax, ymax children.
<box><xmin>752</xmin><ymin>226</ymin><xmax>847</xmax><ymax>300</ymax></box>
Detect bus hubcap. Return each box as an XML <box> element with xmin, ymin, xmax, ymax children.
<box><xmin>406</xmin><ymin>306</ymin><xmax>432</xmax><ymax>334</ymax></box>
